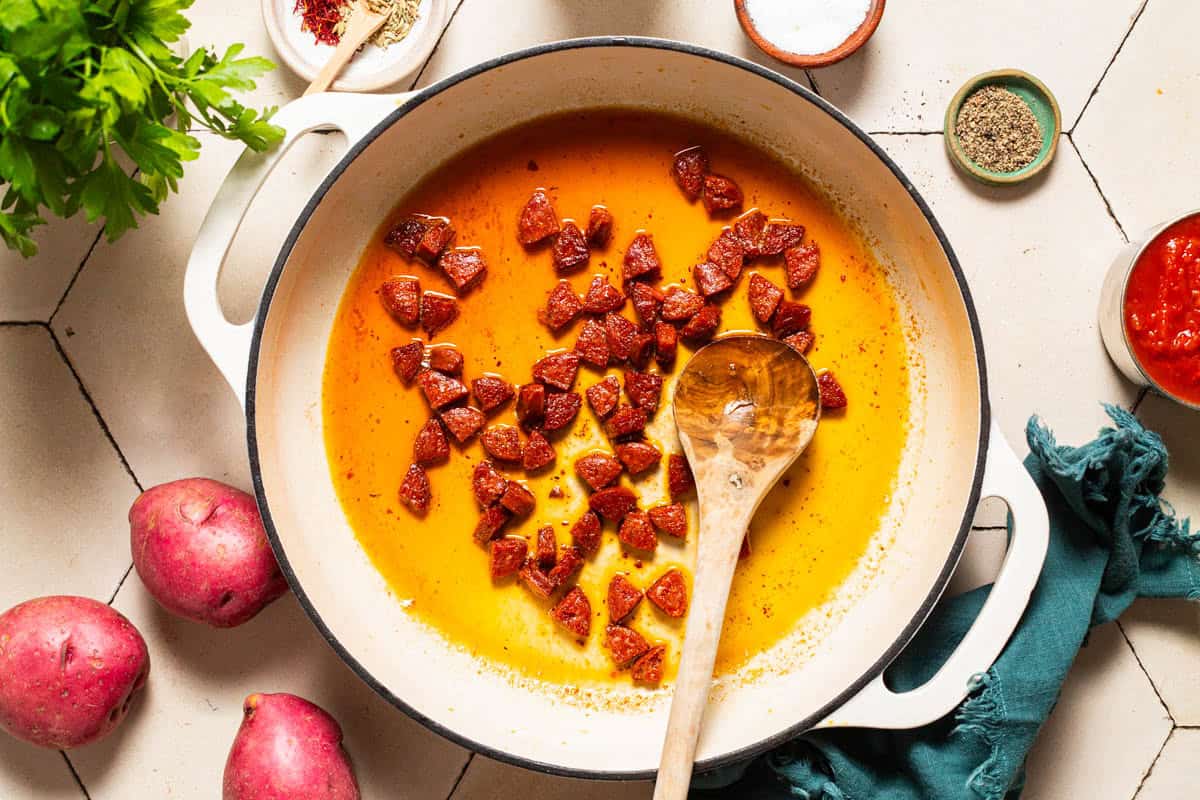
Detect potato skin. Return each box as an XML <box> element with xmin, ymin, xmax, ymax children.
<box><xmin>0</xmin><ymin>596</ymin><xmax>149</xmax><ymax>749</ymax></box>
<box><xmin>129</xmin><ymin>478</ymin><xmax>288</xmax><ymax>627</ymax></box>
<box><xmin>223</xmin><ymin>693</ymin><xmax>360</xmax><ymax>800</ymax></box>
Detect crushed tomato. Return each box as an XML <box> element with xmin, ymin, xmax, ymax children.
<box><xmin>1124</xmin><ymin>214</ymin><xmax>1200</xmax><ymax>403</ymax></box>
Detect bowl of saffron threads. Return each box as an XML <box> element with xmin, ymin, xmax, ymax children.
<box><xmin>945</xmin><ymin>69</ymin><xmax>1061</xmax><ymax>186</ymax></box>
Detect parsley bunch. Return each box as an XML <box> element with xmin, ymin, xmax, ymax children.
<box><xmin>0</xmin><ymin>0</ymin><xmax>285</xmax><ymax>256</ymax></box>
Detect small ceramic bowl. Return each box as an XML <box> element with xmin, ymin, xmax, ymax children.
<box><xmin>262</xmin><ymin>0</ymin><xmax>448</xmax><ymax>92</ymax></box>
<box><xmin>944</xmin><ymin>69</ymin><xmax>1061</xmax><ymax>186</ymax></box>
<box><xmin>734</xmin><ymin>0</ymin><xmax>885</xmax><ymax>69</ymax></box>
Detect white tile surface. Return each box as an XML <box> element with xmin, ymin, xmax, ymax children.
<box><xmin>0</xmin><ymin>216</ymin><xmax>100</xmax><ymax>322</ymax></box>
<box><xmin>0</xmin><ymin>326</ymin><xmax>138</xmax><ymax>611</ymax></box>
<box><xmin>1122</xmin><ymin>600</ymin><xmax>1200</xmax><ymax>726</ymax></box>
<box><xmin>451</xmin><ymin>755</ymin><xmax>652</xmax><ymax>800</ymax></box>
<box><xmin>1134</xmin><ymin>728</ymin><xmax>1200</xmax><ymax>800</ymax></box>
<box><xmin>1021</xmin><ymin>623</ymin><xmax>1172</xmax><ymax>800</ymax></box>
<box><xmin>0</xmin><ymin>739</ymin><xmax>81</xmax><ymax>800</ymax></box>
<box><xmin>70</xmin><ymin>580</ymin><xmax>468</xmax><ymax>799</ymax></box>
<box><xmin>1074</xmin><ymin>0</ymin><xmax>1200</xmax><ymax>235</ymax></box>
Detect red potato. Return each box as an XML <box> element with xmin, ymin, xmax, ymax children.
<box><xmin>223</xmin><ymin>693</ymin><xmax>360</xmax><ymax>800</ymax></box>
<box><xmin>0</xmin><ymin>596</ymin><xmax>149</xmax><ymax>749</ymax></box>
<box><xmin>129</xmin><ymin>479</ymin><xmax>288</xmax><ymax>628</ymax></box>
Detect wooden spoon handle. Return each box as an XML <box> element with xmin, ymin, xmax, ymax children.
<box><xmin>303</xmin><ymin>7</ymin><xmax>386</xmax><ymax>96</ymax></box>
<box><xmin>653</xmin><ymin>507</ymin><xmax>749</xmax><ymax>800</ymax></box>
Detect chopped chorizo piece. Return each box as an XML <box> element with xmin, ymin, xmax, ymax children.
<box><xmin>473</xmin><ymin>375</ymin><xmax>515</xmax><ymax>412</ymax></box>
<box><xmin>607</xmin><ymin>574</ymin><xmax>643</xmax><ymax>622</ymax></box>
<box><xmin>622</xmin><ymin>233</ymin><xmax>662</xmax><ymax>282</ymax></box>
<box><xmin>575</xmin><ymin>452</ymin><xmax>623</xmax><ymax>491</ymax></box>
<box><xmin>472</xmin><ymin>461</ymin><xmax>508</xmax><ymax>507</ymax></box>
<box><xmin>701</xmin><ymin>173</ymin><xmax>743</xmax><ymax>214</ymax></box>
<box><xmin>517</xmin><ymin>189</ymin><xmax>559</xmax><ymax>245</ymax></box>
<box><xmin>654</xmin><ymin>322</ymin><xmax>677</xmax><ymax>369</ymax></box>
<box><xmin>707</xmin><ymin>229</ymin><xmax>745</xmax><ymax>280</ymax></box>
<box><xmin>782</xmin><ymin>330</ymin><xmax>814</xmax><ymax>354</ymax></box>
<box><xmin>550</xmin><ymin>587</ymin><xmax>591</xmax><ymax>638</ymax></box>
<box><xmin>416</xmin><ymin>219</ymin><xmax>455</xmax><ymax>263</ymax></box>
<box><xmin>519</xmin><ymin>560</ymin><xmax>556</xmax><ymax>599</ymax></box>
<box><xmin>481</xmin><ymin>424</ymin><xmax>523</xmax><ymax>462</ymax></box>
<box><xmin>694</xmin><ymin>261</ymin><xmax>734</xmax><ymax>297</ymax></box>
<box><xmin>582</xmin><ymin>275</ymin><xmax>625</xmax><ymax>314</ymax></box>
<box><xmin>500</xmin><ymin>480</ymin><xmax>536</xmax><ymax>516</ymax></box>
<box><xmin>380</xmin><ymin>276</ymin><xmax>421</xmax><ymax>325</ymax></box>
<box><xmin>413</xmin><ymin>418</ymin><xmax>450</xmax><ymax>466</ymax></box>
<box><xmin>632</xmin><ymin>645</ymin><xmax>666</xmax><ymax>684</ymax></box>
<box><xmin>571</xmin><ymin>511</ymin><xmax>603</xmax><ymax>554</ymax></box>
<box><xmin>605</xmin><ymin>404</ymin><xmax>648</xmax><ymax>439</ymax></box>
<box><xmin>648</xmin><ymin>503</ymin><xmax>687</xmax><ymax>538</ymax></box>
<box><xmin>748</xmin><ymin>273</ymin><xmax>784</xmax><ymax>324</ymax></box>
<box><xmin>515</xmin><ymin>382</ymin><xmax>546</xmax><ymax>428</ymax></box>
<box><xmin>660</xmin><ymin>286</ymin><xmax>705</xmax><ymax>322</ymax></box>
<box><xmin>589</xmin><ymin>486</ymin><xmax>639</xmax><ymax>522</ymax></box>
<box><xmin>390</xmin><ymin>340</ymin><xmax>424</xmax><ymax>384</ymax></box>
<box><xmin>383</xmin><ymin>216</ymin><xmax>428</xmax><ymax>258</ymax></box>
<box><xmin>522</xmin><ymin>430</ymin><xmax>556</xmax><ymax>472</ymax></box>
<box><xmin>760</xmin><ymin>221</ymin><xmax>806</xmax><ymax>256</ymax></box>
<box><xmin>552</xmin><ymin>221</ymin><xmax>591</xmax><ymax>273</ymax></box>
<box><xmin>679</xmin><ymin>303</ymin><xmax>722</xmax><ymax>343</ymax></box>
<box><xmin>540</xmin><ymin>280</ymin><xmax>584</xmax><ymax>332</ymax></box>
<box><xmin>536</xmin><ymin>526</ymin><xmax>557</xmax><ymax>568</ymax></box>
<box><xmin>668</xmin><ymin>454</ymin><xmax>695</xmax><ymax>499</ymax></box>
<box><xmin>619</xmin><ymin>511</ymin><xmax>657</xmax><ymax>552</ymax></box>
<box><xmin>629</xmin><ymin>282</ymin><xmax>663</xmax><ymax>328</ymax></box>
<box><xmin>647</xmin><ymin>569</ymin><xmax>689</xmax><ymax>617</ymax></box>
<box><xmin>420</xmin><ymin>291</ymin><xmax>459</xmax><ymax>337</ymax></box>
<box><xmin>543</xmin><ymin>392</ymin><xmax>582</xmax><ymax>432</ymax></box>
<box><xmin>417</xmin><ymin>368</ymin><xmax>469</xmax><ymax>409</ymax></box>
<box><xmin>473</xmin><ymin>505</ymin><xmax>511</xmax><ymax>544</ymax></box>
<box><xmin>574</xmin><ymin>319</ymin><xmax>611</xmax><ymax>368</ymax></box>
<box><xmin>733</xmin><ymin>209</ymin><xmax>768</xmax><ymax>258</ymax></box>
<box><xmin>771</xmin><ymin>301</ymin><xmax>812</xmax><ymax>338</ymax></box>
<box><xmin>785</xmin><ymin>242</ymin><xmax>820</xmax><ymax>290</ymax></box>
<box><xmin>547</xmin><ymin>545</ymin><xmax>584</xmax><ymax>586</ymax></box>
<box><xmin>398</xmin><ymin>464</ymin><xmax>431</xmax><ymax>515</ymax></box>
<box><xmin>818</xmin><ymin>371</ymin><xmax>848</xmax><ymax>409</ymax></box>
<box><xmin>439</xmin><ymin>406</ymin><xmax>485</xmax><ymax>444</ymax></box>
<box><xmin>629</xmin><ymin>333</ymin><xmax>655</xmax><ymax>370</ymax></box>
<box><xmin>438</xmin><ymin>248</ymin><xmax>487</xmax><ymax>294</ymax></box>
<box><xmin>489</xmin><ymin>537</ymin><xmax>528</xmax><ymax>579</ymax></box>
<box><xmin>604</xmin><ymin>312</ymin><xmax>640</xmax><ymax>363</ymax></box>
<box><xmin>586</xmin><ymin>205</ymin><xmax>614</xmax><ymax>248</ymax></box>
<box><xmin>624</xmin><ymin>371</ymin><xmax>664</xmax><ymax>413</ymax></box>
<box><xmin>615</xmin><ymin>441</ymin><xmax>662</xmax><ymax>475</ymax></box>
<box><xmin>604</xmin><ymin>624</ymin><xmax>651</xmax><ymax>666</ymax></box>
<box><xmin>586</xmin><ymin>376</ymin><xmax>621</xmax><ymax>418</ymax></box>
<box><xmin>532</xmin><ymin>351</ymin><xmax>580</xmax><ymax>391</ymax></box>
<box><xmin>428</xmin><ymin>346</ymin><xmax>463</xmax><ymax>375</ymax></box>
<box><xmin>671</xmin><ymin>146</ymin><xmax>710</xmax><ymax>200</ymax></box>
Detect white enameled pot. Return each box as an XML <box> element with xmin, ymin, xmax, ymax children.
<box><xmin>183</xmin><ymin>38</ymin><xmax>1048</xmax><ymax>779</ymax></box>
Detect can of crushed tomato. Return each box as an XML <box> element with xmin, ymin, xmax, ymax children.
<box><xmin>1099</xmin><ymin>209</ymin><xmax>1200</xmax><ymax>411</ymax></box>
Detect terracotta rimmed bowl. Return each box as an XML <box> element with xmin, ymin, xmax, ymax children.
<box><xmin>944</xmin><ymin>69</ymin><xmax>1061</xmax><ymax>187</ymax></box>
<box><xmin>734</xmin><ymin>0</ymin><xmax>886</xmax><ymax>69</ymax></box>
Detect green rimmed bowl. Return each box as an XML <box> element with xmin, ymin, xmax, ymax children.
<box><xmin>944</xmin><ymin>69</ymin><xmax>1061</xmax><ymax>186</ymax></box>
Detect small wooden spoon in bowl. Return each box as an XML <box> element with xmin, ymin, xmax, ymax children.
<box><xmin>303</xmin><ymin>0</ymin><xmax>389</xmax><ymax>96</ymax></box>
<box><xmin>654</xmin><ymin>334</ymin><xmax>821</xmax><ymax>799</ymax></box>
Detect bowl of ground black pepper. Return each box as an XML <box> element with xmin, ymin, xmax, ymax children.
<box><xmin>944</xmin><ymin>69</ymin><xmax>1061</xmax><ymax>186</ymax></box>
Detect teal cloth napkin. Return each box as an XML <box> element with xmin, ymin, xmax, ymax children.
<box><xmin>696</xmin><ymin>405</ymin><xmax>1199</xmax><ymax>800</ymax></box>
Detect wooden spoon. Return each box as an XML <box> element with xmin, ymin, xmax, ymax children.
<box><xmin>303</xmin><ymin>0</ymin><xmax>389</xmax><ymax>96</ymax></box>
<box><xmin>654</xmin><ymin>334</ymin><xmax>821</xmax><ymax>799</ymax></box>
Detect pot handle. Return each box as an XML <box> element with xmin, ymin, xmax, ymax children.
<box><xmin>817</xmin><ymin>421</ymin><xmax>1049</xmax><ymax>730</ymax></box>
<box><xmin>183</xmin><ymin>91</ymin><xmax>407</xmax><ymax>408</ymax></box>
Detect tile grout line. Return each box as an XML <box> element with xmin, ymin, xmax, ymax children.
<box><xmin>59</xmin><ymin>751</ymin><xmax>93</xmax><ymax>800</ymax></box>
<box><xmin>1068</xmin><ymin>134</ymin><xmax>1130</xmax><ymax>244</ymax></box>
<box><xmin>443</xmin><ymin>751</ymin><xmax>475</xmax><ymax>800</ymax></box>
<box><xmin>407</xmin><ymin>0</ymin><xmax>467</xmax><ymax>90</ymax></box>
<box><xmin>1129</xmin><ymin>724</ymin><xmax>1173</xmax><ymax>800</ymax></box>
<box><xmin>48</xmin><ymin>223</ymin><xmax>107</xmax><ymax>325</ymax></box>
<box><xmin>1069</xmin><ymin>0</ymin><xmax>1150</xmax><ymax>135</ymax></box>
<box><xmin>1130</xmin><ymin>386</ymin><xmax>1150</xmax><ymax>414</ymax></box>
<box><xmin>804</xmin><ymin>70</ymin><xmax>821</xmax><ymax>96</ymax></box>
<box><xmin>1115</xmin><ymin>620</ymin><xmax>1176</xmax><ymax>726</ymax></box>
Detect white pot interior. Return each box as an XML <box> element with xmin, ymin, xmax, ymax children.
<box><xmin>249</xmin><ymin>42</ymin><xmax>984</xmax><ymax>775</ymax></box>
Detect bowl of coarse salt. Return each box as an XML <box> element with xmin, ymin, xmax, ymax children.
<box><xmin>734</xmin><ymin>0</ymin><xmax>885</xmax><ymax>69</ymax></box>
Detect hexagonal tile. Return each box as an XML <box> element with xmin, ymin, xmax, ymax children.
<box><xmin>1134</xmin><ymin>728</ymin><xmax>1200</xmax><ymax>800</ymax></box>
<box><xmin>451</xmin><ymin>755</ymin><xmax>652</xmax><ymax>800</ymax></box>
<box><xmin>70</xmin><ymin>579</ymin><xmax>469</xmax><ymax>799</ymax></box>
<box><xmin>1123</xmin><ymin>599</ymin><xmax>1200</xmax><ymax>726</ymax></box>
<box><xmin>0</xmin><ymin>215</ymin><xmax>102</xmax><ymax>322</ymax></box>
<box><xmin>1021</xmin><ymin>622</ymin><xmax>1171</xmax><ymax>800</ymax></box>
<box><xmin>1074</xmin><ymin>0</ymin><xmax>1200</xmax><ymax>235</ymax></box>
<box><xmin>0</xmin><ymin>739</ymin><xmax>81</xmax><ymax>800</ymax></box>
<box><xmin>0</xmin><ymin>325</ymin><xmax>138</xmax><ymax>611</ymax></box>
<box><xmin>810</xmin><ymin>1</ymin><xmax>1143</xmax><ymax>132</ymax></box>
<box><xmin>53</xmin><ymin>131</ymin><xmax>345</xmax><ymax>489</ymax></box>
